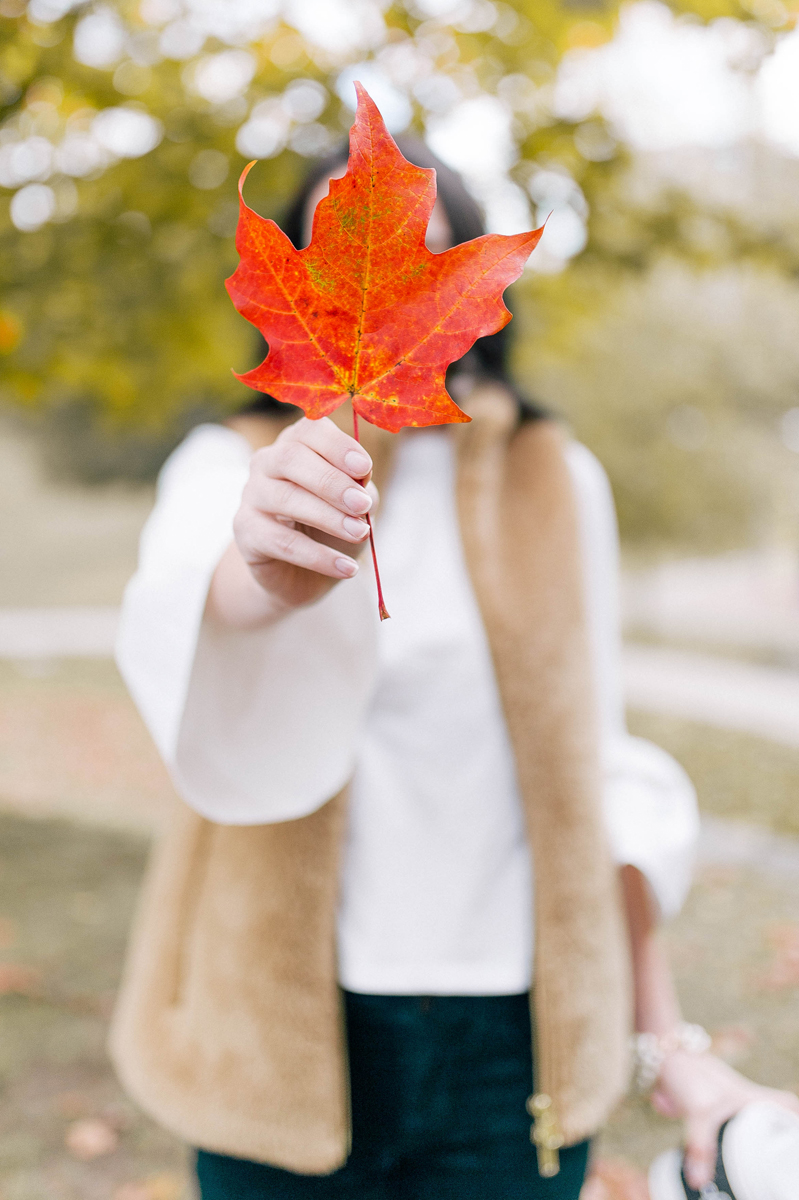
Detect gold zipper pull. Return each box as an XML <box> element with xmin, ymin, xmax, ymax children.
<box><xmin>527</xmin><ymin>1093</ymin><xmax>563</xmax><ymax>1178</ymax></box>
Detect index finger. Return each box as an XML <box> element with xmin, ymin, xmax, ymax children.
<box><xmin>285</xmin><ymin>417</ymin><xmax>373</xmax><ymax>483</ymax></box>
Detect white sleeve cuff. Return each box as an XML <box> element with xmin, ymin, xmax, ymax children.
<box><xmin>116</xmin><ymin>423</ymin><xmax>379</xmax><ymax>826</ymax></box>
<box><xmin>116</xmin><ymin>425</ymin><xmax>252</xmax><ymax>765</ymax></box>
<box><xmin>173</xmin><ymin>575</ymin><xmax>378</xmax><ymax>824</ymax></box>
<box><xmin>603</xmin><ymin>734</ymin><xmax>700</xmax><ymax>919</ymax></box>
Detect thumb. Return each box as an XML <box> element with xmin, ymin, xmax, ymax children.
<box><xmin>683</xmin><ymin>1113</ymin><xmax>718</xmax><ymax>1191</ymax></box>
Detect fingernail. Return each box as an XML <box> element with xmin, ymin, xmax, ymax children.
<box><xmin>343</xmin><ymin>516</ymin><xmax>369</xmax><ymax>539</ymax></box>
<box><xmin>344</xmin><ymin>450</ymin><xmax>372</xmax><ymax>477</ymax></box>
<box><xmin>335</xmin><ymin>557</ymin><xmax>358</xmax><ymax>578</ymax></box>
<box><xmin>343</xmin><ymin>486</ymin><xmax>372</xmax><ymax>514</ymax></box>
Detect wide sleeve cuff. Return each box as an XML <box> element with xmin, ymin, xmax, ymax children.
<box><xmin>116</xmin><ymin>423</ymin><xmax>379</xmax><ymax>826</ymax></box>
<box><xmin>173</xmin><ymin>574</ymin><xmax>379</xmax><ymax>825</ymax></box>
<box><xmin>602</xmin><ymin>734</ymin><xmax>700</xmax><ymax>919</ymax></box>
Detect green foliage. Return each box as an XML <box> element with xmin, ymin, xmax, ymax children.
<box><xmin>0</xmin><ymin>6</ymin><xmax>315</xmax><ymax>437</ymax></box>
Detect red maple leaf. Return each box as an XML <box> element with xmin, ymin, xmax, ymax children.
<box><xmin>225</xmin><ymin>83</ymin><xmax>544</xmax><ymax>434</ymax></box>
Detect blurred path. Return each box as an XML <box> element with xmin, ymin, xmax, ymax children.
<box><xmin>0</xmin><ymin>606</ymin><xmax>120</xmax><ymax>658</ymax></box>
<box><xmin>623</xmin><ymin>644</ymin><xmax>799</xmax><ymax>749</ymax></box>
<box><xmin>0</xmin><ymin>656</ymin><xmax>177</xmax><ymax>834</ymax></box>
<box><xmin>623</xmin><ymin>549</ymin><xmax>799</xmax><ymax>659</ymax></box>
<box><xmin>699</xmin><ymin>815</ymin><xmax>799</xmax><ymax>877</ymax></box>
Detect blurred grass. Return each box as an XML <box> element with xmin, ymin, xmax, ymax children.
<box><xmin>628</xmin><ymin>710</ymin><xmax>799</xmax><ymax>837</ymax></box>
<box><xmin>0</xmin><ymin>813</ymin><xmax>191</xmax><ymax>1200</ymax></box>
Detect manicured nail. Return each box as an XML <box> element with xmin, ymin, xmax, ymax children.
<box><xmin>343</xmin><ymin>486</ymin><xmax>372</xmax><ymax>514</ymax></box>
<box><xmin>343</xmin><ymin>516</ymin><xmax>369</xmax><ymax>539</ymax></box>
<box><xmin>335</xmin><ymin>557</ymin><xmax>358</xmax><ymax>577</ymax></box>
<box><xmin>344</xmin><ymin>450</ymin><xmax>372</xmax><ymax>477</ymax></box>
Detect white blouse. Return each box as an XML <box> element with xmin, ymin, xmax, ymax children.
<box><xmin>116</xmin><ymin>423</ymin><xmax>699</xmax><ymax>995</ymax></box>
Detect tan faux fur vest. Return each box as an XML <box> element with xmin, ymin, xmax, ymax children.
<box><xmin>110</xmin><ymin>389</ymin><xmax>631</xmax><ymax>1173</ymax></box>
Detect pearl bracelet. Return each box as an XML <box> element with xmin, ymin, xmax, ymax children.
<box><xmin>631</xmin><ymin>1022</ymin><xmax>712</xmax><ymax>1092</ymax></box>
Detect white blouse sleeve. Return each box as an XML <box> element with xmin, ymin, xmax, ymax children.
<box><xmin>116</xmin><ymin>423</ymin><xmax>379</xmax><ymax>825</ymax></box>
<box><xmin>565</xmin><ymin>442</ymin><xmax>700</xmax><ymax>919</ymax></box>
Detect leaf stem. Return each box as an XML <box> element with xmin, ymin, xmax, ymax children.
<box><xmin>352</xmin><ymin>409</ymin><xmax>390</xmax><ymax>621</ymax></box>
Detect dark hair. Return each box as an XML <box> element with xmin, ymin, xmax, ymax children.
<box><xmin>240</xmin><ymin>136</ymin><xmax>544</xmax><ymax>421</ymax></box>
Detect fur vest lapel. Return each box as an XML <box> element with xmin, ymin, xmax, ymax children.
<box><xmin>110</xmin><ymin>396</ymin><xmax>630</xmax><ymax>1172</ymax></box>
<box><xmin>455</xmin><ymin>388</ymin><xmax>631</xmax><ymax>1148</ymax></box>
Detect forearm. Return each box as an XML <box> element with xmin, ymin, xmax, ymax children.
<box><xmin>206</xmin><ymin>540</ymin><xmax>292</xmax><ymax>631</ymax></box>
<box><xmin>620</xmin><ymin>864</ymin><xmax>682</xmax><ymax>1036</ymax></box>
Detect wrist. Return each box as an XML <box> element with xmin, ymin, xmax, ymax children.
<box><xmin>207</xmin><ymin>542</ymin><xmax>295</xmax><ymax>630</ymax></box>
<box><xmin>631</xmin><ymin>1022</ymin><xmax>712</xmax><ymax>1092</ymax></box>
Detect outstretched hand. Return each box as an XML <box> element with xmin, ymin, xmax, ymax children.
<box><xmin>652</xmin><ymin>1050</ymin><xmax>799</xmax><ymax>1189</ymax></box>
<box><xmin>207</xmin><ymin>416</ymin><xmax>377</xmax><ymax>629</ymax></box>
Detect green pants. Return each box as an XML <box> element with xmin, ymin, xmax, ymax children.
<box><xmin>196</xmin><ymin>991</ymin><xmax>590</xmax><ymax>1199</ymax></box>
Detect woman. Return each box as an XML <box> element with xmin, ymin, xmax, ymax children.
<box><xmin>112</xmin><ymin>140</ymin><xmax>797</xmax><ymax>1200</ymax></box>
